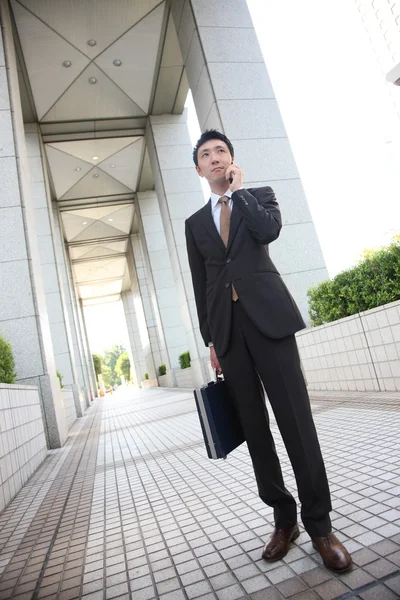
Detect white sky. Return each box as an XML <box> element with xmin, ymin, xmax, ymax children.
<box><xmin>85</xmin><ymin>0</ymin><xmax>400</xmax><ymax>353</ymax></box>
<box><xmin>245</xmin><ymin>0</ymin><xmax>400</xmax><ymax>276</ymax></box>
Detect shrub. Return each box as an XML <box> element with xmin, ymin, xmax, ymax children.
<box><xmin>0</xmin><ymin>336</ymin><xmax>17</xmax><ymax>384</ymax></box>
<box><xmin>56</xmin><ymin>370</ymin><xmax>64</xmax><ymax>388</ymax></box>
<box><xmin>158</xmin><ymin>364</ymin><xmax>167</xmax><ymax>376</ymax></box>
<box><xmin>179</xmin><ymin>351</ymin><xmax>191</xmax><ymax>370</ymax></box>
<box><xmin>144</xmin><ymin>372</ymin><xmax>149</xmax><ymax>380</ymax></box>
<box><xmin>308</xmin><ymin>238</ymin><xmax>400</xmax><ymax>326</ymax></box>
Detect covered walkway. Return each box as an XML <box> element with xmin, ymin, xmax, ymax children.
<box><xmin>0</xmin><ymin>388</ymin><xmax>399</xmax><ymax>600</ymax></box>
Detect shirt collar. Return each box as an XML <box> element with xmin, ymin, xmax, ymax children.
<box><xmin>210</xmin><ymin>188</ymin><xmax>233</xmax><ymax>210</ymax></box>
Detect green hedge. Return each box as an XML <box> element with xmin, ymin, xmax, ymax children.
<box><xmin>307</xmin><ymin>238</ymin><xmax>400</xmax><ymax>326</ymax></box>
<box><xmin>0</xmin><ymin>336</ymin><xmax>17</xmax><ymax>384</ymax></box>
<box><xmin>158</xmin><ymin>364</ymin><xmax>167</xmax><ymax>376</ymax></box>
<box><xmin>144</xmin><ymin>372</ymin><xmax>149</xmax><ymax>380</ymax></box>
<box><xmin>179</xmin><ymin>351</ymin><xmax>191</xmax><ymax>370</ymax></box>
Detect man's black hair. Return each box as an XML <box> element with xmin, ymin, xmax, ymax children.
<box><xmin>192</xmin><ymin>129</ymin><xmax>234</xmax><ymax>166</ymax></box>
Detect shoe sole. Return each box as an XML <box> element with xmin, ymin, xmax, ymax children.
<box><xmin>262</xmin><ymin>527</ymin><xmax>300</xmax><ymax>562</ymax></box>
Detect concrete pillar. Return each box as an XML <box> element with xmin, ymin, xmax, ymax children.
<box><xmin>136</xmin><ymin>191</ymin><xmax>188</xmax><ymax>376</ymax></box>
<box><xmin>0</xmin><ymin>8</ymin><xmax>67</xmax><ymax>448</ymax></box>
<box><xmin>171</xmin><ymin>0</ymin><xmax>329</xmax><ymax>320</ymax></box>
<box><xmin>126</xmin><ymin>236</ymin><xmax>158</xmax><ymax>382</ymax></box>
<box><xmin>146</xmin><ymin>112</ymin><xmax>209</xmax><ymax>387</ymax></box>
<box><xmin>52</xmin><ymin>205</ymin><xmax>91</xmax><ymax>408</ymax></box>
<box><xmin>24</xmin><ymin>125</ymin><xmax>83</xmax><ymax>418</ymax></box>
<box><xmin>79</xmin><ymin>299</ymin><xmax>99</xmax><ymax>395</ymax></box>
<box><xmin>121</xmin><ymin>290</ymin><xmax>145</xmax><ymax>386</ymax></box>
<box><xmin>59</xmin><ymin>251</ymin><xmax>93</xmax><ymax>408</ymax></box>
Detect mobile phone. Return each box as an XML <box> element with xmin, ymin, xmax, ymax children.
<box><xmin>229</xmin><ymin>162</ymin><xmax>234</xmax><ymax>184</ymax></box>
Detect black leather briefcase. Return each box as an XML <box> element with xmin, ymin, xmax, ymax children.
<box><xmin>194</xmin><ymin>376</ymin><xmax>245</xmax><ymax>459</ymax></box>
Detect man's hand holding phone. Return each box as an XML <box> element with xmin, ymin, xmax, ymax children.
<box><xmin>226</xmin><ymin>162</ymin><xmax>243</xmax><ymax>193</ymax></box>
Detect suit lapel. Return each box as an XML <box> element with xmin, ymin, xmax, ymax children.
<box><xmin>201</xmin><ymin>200</ymin><xmax>226</xmax><ymax>253</ymax></box>
<box><xmin>226</xmin><ymin>203</ymin><xmax>242</xmax><ymax>252</ymax></box>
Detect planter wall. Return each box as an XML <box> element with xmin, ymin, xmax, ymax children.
<box><xmin>141</xmin><ymin>378</ymin><xmax>158</xmax><ymax>389</ymax></box>
<box><xmin>297</xmin><ymin>300</ymin><xmax>400</xmax><ymax>392</ymax></box>
<box><xmin>62</xmin><ymin>388</ymin><xmax>78</xmax><ymax>430</ymax></box>
<box><xmin>175</xmin><ymin>367</ymin><xmax>194</xmax><ymax>389</ymax></box>
<box><xmin>0</xmin><ymin>384</ymin><xmax>47</xmax><ymax>513</ymax></box>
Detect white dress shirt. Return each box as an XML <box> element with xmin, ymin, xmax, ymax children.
<box><xmin>210</xmin><ymin>189</ymin><xmax>233</xmax><ymax>234</ymax></box>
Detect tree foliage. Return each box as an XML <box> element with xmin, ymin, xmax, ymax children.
<box><xmin>307</xmin><ymin>238</ymin><xmax>400</xmax><ymax>326</ymax></box>
<box><xmin>115</xmin><ymin>352</ymin><xmax>131</xmax><ymax>381</ymax></box>
<box><xmin>92</xmin><ymin>354</ymin><xmax>102</xmax><ymax>377</ymax></box>
<box><xmin>0</xmin><ymin>336</ymin><xmax>17</xmax><ymax>384</ymax></box>
<box><xmin>101</xmin><ymin>344</ymin><xmax>126</xmax><ymax>387</ymax></box>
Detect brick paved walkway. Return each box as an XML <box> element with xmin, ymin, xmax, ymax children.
<box><xmin>0</xmin><ymin>387</ymin><xmax>399</xmax><ymax>600</ymax></box>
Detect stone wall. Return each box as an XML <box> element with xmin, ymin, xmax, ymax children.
<box><xmin>0</xmin><ymin>384</ymin><xmax>47</xmax><ymax>512</ymax></box>
<box><xmin>62</xmin><ymin>388</ymin><xmax>78</xmax><ymax>430</ymax></box>
<box><xmin>297</xmin><ymin>300</ymin><xmax>400</xmax><ymax>392</ymax></box>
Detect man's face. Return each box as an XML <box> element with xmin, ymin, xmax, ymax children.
<box><xmin>195</xmin><ymin>139</ymin><xmax>233</xmax><ymax>184</ymax></box>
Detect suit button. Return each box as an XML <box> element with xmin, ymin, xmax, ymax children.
<box><xmin>226</xmin><ymin>258</ymin><xmax>231</xmax><ymax>264</ymax></box>
<box><xmin>225</xmin><ymin>283</ymin><xmax>230</xmax><ymax>288</ymax></box>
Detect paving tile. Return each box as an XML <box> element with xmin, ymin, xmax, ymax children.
<box><xmin>242</xmin><ymin>575</ymin><xmax>270</xmax><ymax>594</ymax></box>
<box><xmin>210</xmin><ymin>572</ymin><xmax>237</xmax><ymax>590</ymax></box>
<box><xmin>288</xmin><ymin>592</ymin><xmax>320</xmax><ymax>600</ymax></box>
<box><xmin>351</xmin><ymin>548</ymin><xmax>380</xmax><ymax>566</ymax></box>
<box><xmin>216</xmin><ymin>584</ymin><xmax>245</xmax><ymax>600</ymax></box>
<box><xmin>299</xmin><ymin>567</ymin><xmax>331</xmax><ymax>587</ymax></box>
<box><xmin>385</xmin><ymin>573</ymin><xmax>400</xmax><ymax>595</ymax></box>
<box><xmin>337</xmin><ymin>567</ymin><xmax>375</xmax><ymax>589</ymax></box>
<box><xmin>363</xmin><ymin>557</ymin><xmax>398</xmax><ymax>578</ymax></box>
<box><xmin>359</xmin><ymin>585</ymin><xmax>399</xmax><ymax>600</ymax></box>
<box><xmin>313</xmin><ymin>578</ymin><xmax>349</xmax><ymax>600</ymax></box>
<box><xmin>250</xmin><ymin>588</ymin><xmax>284</xmax><ymax>599</ymax></box>
<box><xmin>185</xmin><ymin>579</ymin><xmax>212</xmax><ymax>598</ymax></box>
<box><xmin>276</xmin><ymin>577</ymin><xmax>308</xmax><ymax>598</ymax></box>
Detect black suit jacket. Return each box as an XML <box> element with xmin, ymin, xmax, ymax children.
<box><xmin>185</xmin><ymin>187</ymin><xmax>306</xmax><ymax>357</ymax></box>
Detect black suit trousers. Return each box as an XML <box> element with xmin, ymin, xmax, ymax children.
<box><xmin>219</xmin><ymin>301</ymin><xmax>332</xmax><ymax>538</ymax></box>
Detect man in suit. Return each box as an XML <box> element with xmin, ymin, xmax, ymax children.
<box><xmin>185</xmin><ymin>130</ymin><xmax>352</xmax><ymax>572</ymax></box>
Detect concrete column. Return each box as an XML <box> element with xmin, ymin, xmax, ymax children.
<box><xmin>171</xmin><ymin>0</ymin><xmax>329</xmax><ymax>320</ymax></box>
<box><xmin>62</xmin><ymin>251</ymin><xmax>93</xmax><ymax>408</ymax></box>
<box><xmin>0</xmin><ymin>8</ymin><xmax>67</xmax><ymax>448</ymax></box>
<box><xmin>79</xmin><ymin>299</ymin><xmax>99</xmax><ymax>395</ymax></box>
<box><xmin>53</xmin><ymin>205</ymin><xmax>91</xmax><ymax>408</ymax></box>
<box><xmin>126</xmin><ymin>235</ymin><xmax>158</xmax><ymax>382</ymax></box>
<box><xmin>146</xmin><ymin>112</ymin><xmax>209</xmax><ymax>387</ymax></box>
<box><xmin>24</xmin><ymin>125</ymin><xmax>83</xmax><ymax>418</ymax></box>
<box><xmin>121</xmin><ymin>290</ymin><xmax>145</xmax><ymax>386</ymax></box>
<box><xmin>137</xmin><ymin>191</ymin><xmax>188</xmax><ymax>375</ymax></box>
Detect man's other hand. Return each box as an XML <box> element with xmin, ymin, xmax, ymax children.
<box><xmin>210</xmin><ymin>346</ymin><xmax>222</xmax><ymax>375</ymax></box>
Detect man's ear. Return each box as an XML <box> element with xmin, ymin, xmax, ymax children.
<box><xmin>195</xmin><ymin>165</ymin><xmax>203</xmax><ymax>177</ymax></box>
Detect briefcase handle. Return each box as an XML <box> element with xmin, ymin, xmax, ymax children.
<box><xmin>215</xmin><ymin>370</ymin><xmax>224</xmax><ymax>383</ymax></box>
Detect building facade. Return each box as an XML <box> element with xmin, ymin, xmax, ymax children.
<box><xmin>0</xmin><ymin>0</ymin><xmax>328</xmax><ymax>448</ymax></box>
<box><xmin>355</xmin><ymin>0</ymin><xmax>400</xmax><ymax>116</ymax></box>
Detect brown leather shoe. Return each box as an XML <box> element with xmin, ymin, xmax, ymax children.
<box><xmin>262</xmin><ymin>524</ymin><xmax>300</xmax><ymax>561</ymax></box>
<box><xmin>312</xmin><ymin>533</ymin><xmax>352</xmax><ymax>572</ymax></box>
